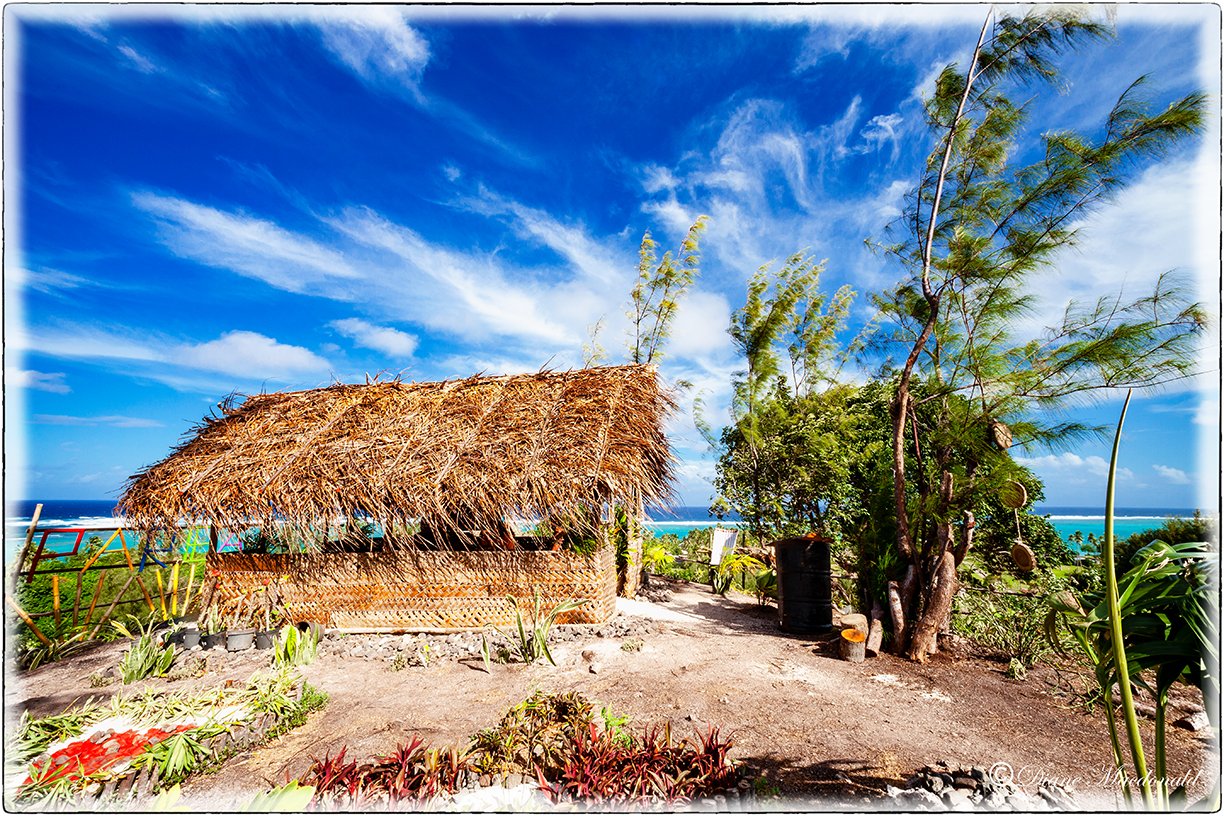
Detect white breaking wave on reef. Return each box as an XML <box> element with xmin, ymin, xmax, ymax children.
<box><xmin>1047</xmin><ymin>515</ymin><xmax>1165</xmax><ymax>521</ymax></box>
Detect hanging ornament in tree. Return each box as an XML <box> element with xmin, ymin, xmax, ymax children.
<box><xmin>999</xmin><ymin>480</ymin><xmax>1028</xmax><ymax>510</ymax></box>
<box><xmin>999</xmin><ymin>479</ymin><xmax>1035</xmax><ymax>569</ymax></box>
<box><xmin>989</xmin><ymin>420</ymin><xmax>1013</xmax><ymax>451</ymax></box>
<box><xmin>1011</xmin><ymin>540</ymin><xmax>1037</xmax><ymax>571</ymax></box>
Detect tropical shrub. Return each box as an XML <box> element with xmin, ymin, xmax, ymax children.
<box><xmin>539</xmin><ymin>722</ymin><xmax>738</xmax><ymax>805</ymax></box>
<box><xmin>1116</xmin><ymin>512</ymin><xmax>1214</xmax><ymax>569</ymax></box>
<box><xmin>952</xmin><ymin>575</ymin><xmax>1064</xmax><ymax>669</ymax></box>
<box><xmin>481</xmin><ymin>593</ymin><xmax>584</xmax><ymax>668</ymax></box>
<box><xmin>1047</xmin><ymin>394</ymin><xmax>1218</xmax><ymax>810</ymax></box>
<box><xmin>468</xmin><ymin>691</ymin><xmax>596</xmax><ymax>778</ymax></box>
<box><xmin>112</xmin><ymin>616</ymin><xmax>176</xmax><ymax>683</ymax></box>
<box><xmin>273</xmin><ymin>624</ymin><xmax>319</xmax><ymax>668</ymax></box>
<box><xmin>301</xmin><ymin>739</ymin><xmax>472</xmax><ymax>805</ymax></box>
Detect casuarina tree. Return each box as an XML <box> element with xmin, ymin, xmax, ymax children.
<box><xmin>872</xmin><ymin>9</ymin><xmax>1207</xmax><ymax>661</ymax></box>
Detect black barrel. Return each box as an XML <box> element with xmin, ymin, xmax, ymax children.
<box><xmin>773</xmin><ymin>536</ymin><xmax>833</xmax><ymax>634</ymax></box>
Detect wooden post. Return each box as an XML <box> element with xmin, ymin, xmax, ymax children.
<box><xmin>623</xmin><ymin>489</ymin><xmax>644</xmax><ymax>598</ymax></box>
<box><xmin>866</xmin><ymin>599</ymin><xmax>885</xmax><ymax>657</ymax></box>
<box><xmin>12</xmin><ymin>503</ymin><xmax>42</xmax><ymax>591</ymax></box>
<box><xmin>116</xmin><ymin>531</ymin><xmax>135</xmax><ymax>571</ymax></box>
<box><xmin>182</xmin><ymin>564</ymin><xmax>197</xmax><ymax>616</ymax></box>
<box><xmin>209</xmin><ymin>525</ymin><xmax>218</xmax><ymax>555</ymax></box>
<box><xmin>51</xmin><ymin>575</ymin><xmax>61</xmax><ymax>627</ymax></box>
<box><xmin>78</xmin><ymin>529</ymin><xmax>122</xmax><ymax>573</ymax></box>
<box><xmin>154</xmin><ymin>569</ymin><xmax>168</xmax><ymax>619</ymax></box>
<box><xmin>83</xmin><ymin>572</ymin><xmax>107</xmax><ymax>628</ymax></box>
<box><xmin>71</xmin><ymin>570</ymin><xmax>86</xmax><ymax>627</ymax></box>
<box><xmin>89</xmin><ymin>572</ymin><xmax>138</xmax><ymax>638</ymax></box>
<box><xmin>133</xmin><ymin>573</ymin><xmax>156</xmax><ymax>614</ymax></box>
<box><xmin>6</xmin><ymin>595</ymin><xmax>50</xmax><ymax>646</ymax></box>
<box><xmin>887</xmin><ymin>581</ymin><xmax>906</xmax><ymax>648</ymax></box>
<box><xmin>840</xmin><ymin>628</ymin><xmax>867</xmax><ymax>663</ymax></box>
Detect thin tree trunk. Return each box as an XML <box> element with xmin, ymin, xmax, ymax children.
<box><xmin>890</xmin><ymin>14</ymin><xmax>991</xmax><ymax>661</ymax></box>
<box><xmin>908</xmin><ymin>549</ymin><xmax>957</xmax><ymax>661</ymax></box>
<box><xmin>908</xmin><ymin>470</ymin><xmax>957</xmax><ymax>660</ymax></box>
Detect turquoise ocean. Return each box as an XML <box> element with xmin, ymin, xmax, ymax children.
<box><xmin>4</xmin><ymin>500</ymin><xmax>1201</xmax><ymax>557</ymax></box>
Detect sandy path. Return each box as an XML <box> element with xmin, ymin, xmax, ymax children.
<box><xmin>10</xmin><ymin>580</ymin><xmax>1212</xmax><ymax>810</ymax></box>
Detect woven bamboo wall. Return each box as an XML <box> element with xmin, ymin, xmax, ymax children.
<box><xmin>206</xmin><ymin>545</ymin><xmax>617</xmax><ymax>631</ymax></box>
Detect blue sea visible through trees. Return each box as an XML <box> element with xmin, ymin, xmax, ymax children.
<box><xmin>4</xmin><ymin>499</ymin><xmax>1200</xmax><ymax>555</ymax></box>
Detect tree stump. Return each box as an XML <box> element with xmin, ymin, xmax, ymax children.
<box><xmin>839</xmin><ymin>613</ymin><xmax>868</xmax><ymax>636</ymax></box>
<box><xmin>840</xmin><ymin>628</ymin><xmax>866</xmax><ymax>663</ymax></box>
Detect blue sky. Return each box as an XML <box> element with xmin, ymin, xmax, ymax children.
<box><xmin>4</xmin><ymin>5</ymin><xmax>1220</xmax><ymax>513</ymax></box>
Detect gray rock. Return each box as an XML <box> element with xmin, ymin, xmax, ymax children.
<box><xmin>1037</xmin><ymin>783</ymin><xmax>1075</xmax><ymax>810</ymax></box>
<box><xmin>1173</xmin><ymin>711</ymin><xmax>1211</xmax><ymax>732</ymax></box>
<box><xmin>903</xmin><ymin>788</ymin><xmax>945</xmax><ymax>810</ymax></box>
<box><xmin>983</xmin><ymin>790</ymin><xmax>1009</xmax><ymax>810</ymax></box>
<box><xmin>944</xmin><ymin>788</ymin><xmax>975</xmax><ymax>811</ymax></box>
<box><xmin>1005</xmin><ymin>791</ymin><xmax>1033</xmax><ymax>809</ymax></box>
<box><xmin>588</xmin><ymin>662</ymin><xmax>601</xmax><ymax>674</ymax></box>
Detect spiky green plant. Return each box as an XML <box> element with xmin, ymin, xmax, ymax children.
<box><xmin>481</xmin><ymin>592</ymin><xmax>585</xmax><ymax>668</ymax></box>
<box><xmin>273</xmin><ymin>625</ymin><xmax>318</xmax><ymax>668</ymax></box>
<box><xmin>1047</xmin><ymin>391</ymin><xmax>1218</xmax><ymax>809</ymax></box>
<box><xmin>112</xmin><ymin>616</ymin><xmax>176</xmax><ymax>683</ymax></box>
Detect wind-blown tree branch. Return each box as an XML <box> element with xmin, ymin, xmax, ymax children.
<box><xmin>628</xmin><ymin>216</ymin><xmax>709</xmax><ymax>365</ymax></box>
<box><xmin>703</xmin><ymin>252</ymin><xmax>858</xmax><ymax>542</ymax></box>
<box><xmin>872</xmin><ymin>9</ymin><xmax>1207</xmax><ymax>661</ymax></box>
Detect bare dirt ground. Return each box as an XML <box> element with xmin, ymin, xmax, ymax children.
<box><xmin>8</xmin><ymin>577</ymin><xmax>1215</xmax><ymax>811</ymax></box>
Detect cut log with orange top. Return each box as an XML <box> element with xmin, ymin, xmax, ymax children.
<box><xmin>840</xmin><ymin>627</ymin><xmax>867</xmax><ymax>663</ymax></box>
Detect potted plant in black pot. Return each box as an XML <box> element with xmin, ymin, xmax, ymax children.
<box><xmin>226</xmin><ymin>589</ymin><xmax>257</xmax><ymax>651</ymax></box>
<box><xmin>199</xmin><ymin>605</ymin><xmax>226</xmax><ymax>650</ymax></box>
<box><xmin>255</xmin><ymin>581</ymin><xmax>287</xmax><ymax>650</ymax></box>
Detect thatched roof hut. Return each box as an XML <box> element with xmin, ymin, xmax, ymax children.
<box><xmin>118</xmin><ymin>364</ymin><xmax>676</xmax><ymax>543</ymax></box>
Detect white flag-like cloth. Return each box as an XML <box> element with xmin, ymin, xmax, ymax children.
<box><xmin>709</xmin><ymin>527</ymin><xmax>739</xmax><ymax>566</ymax></box>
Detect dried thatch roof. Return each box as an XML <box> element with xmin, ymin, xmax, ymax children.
<box><xmin>118</xmin><ymin>364</ymin><xmax>676</xmax><ymax>537</ymax></box>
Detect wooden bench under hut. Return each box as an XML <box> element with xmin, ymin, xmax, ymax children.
<box><xmin>117</xmin><ymin>364</ymin><xmax>675</xmax><ymax>632</ymax></box>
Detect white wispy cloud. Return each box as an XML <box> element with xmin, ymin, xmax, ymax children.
<box><xmin>34</xmin><ymin>414</ymin><xmax>164</xmax><ymax>428</ymax></box>
<box><xmin>1014</xmin><ymin>452</ymin><xmax>1135</xmax><ymax>481</ymax></box>
<box><xmin>329</xmin><ymin>318</ymin><xmax>419</xmax><ymax>358</ymax></box>
<box><xmin>640</xmin><ymin>164</ymin><xmax>680</xmax><ymax>194</ymax></box>
<box><xmin>17</xmin><ymin>324</ymin><xmax>334</xmax><ymax>389</ymax></box>
<box><xmin>116</xmin><ymin>43</ymin><xmax>158</xmax><ymax>73</ymax></box>
<box><xmin>311</xmin><ymin>7</ymin><xmax>430</xmax><ymax>94</ymax></box>
<box><xmin>665</xmin><ymin>289</ymin><xmax>734</xmax><ymax>360</ymax></box>
<box><xmin>460</xmin><ymin>189</ymin><xmax>622</xmax><ymax>285</ymax></box>
<box><xmin>10</xmin><ymin>266</ymin><xmax>95</xmax><ymax>296</ymax></box>
<box><xmin>328</xmin><ymin>206</ymin><xmax>576</xmax><ymax>345</ymax></box>
<box><xmin>133</xmin><ymin>191</ymin><xmax>362</xmax><ymax>293</ymax></box>
<box><xmin>10</xmin><ymin>370</ymin><xmax>71</xmax><ymax>394</ymax></box>
<box><xmin>177</xmin><ymin>331</ymin><xmax>332</xmax><ymax>379</ymax></box>
<box><xmin>635</xmin><ymin>92</ymin><xmax>914</xmax><ymax>289</ymax></box>
<box><xmin>793</xmin><ymin>24</ymin><xmax>859</xmax><ymax>72</ymax></box>
<box><xmin>1152</xmin><ymin>464</ymin><xmax>1191</xmax><ymax>485</ymax></box>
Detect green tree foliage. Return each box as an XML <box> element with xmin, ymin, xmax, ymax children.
<box><xmin>1116</xmin><ymin>511</ymin><xmax>1214</xmax><ymax>568</ymax></box>
<box><xmin>627</xmin><ymin>216</ymin><xmax>709</xmax><ymax>366</ymax></box>
<box><xmin>703</xmin><ymin>252</ymin><xmax>861</xmax><ymax>542</ymax></box>
<box><xmin>872</xmin><ymin>9</ymin><xmax>1207</xmax><ymax>660</ymax></box>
